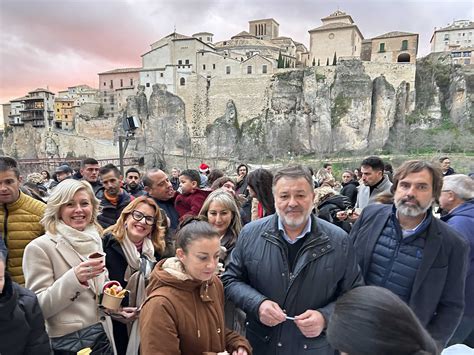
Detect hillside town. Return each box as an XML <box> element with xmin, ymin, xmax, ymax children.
<box><xmin>2</xmin><ymin>11</ymin><xmax>473</xmax><ymax>131</ymax></box>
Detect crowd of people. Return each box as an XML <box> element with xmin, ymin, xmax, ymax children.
<box><xmin>0</xmin><ymin>154</ymin><xmax>473</xmax><ymax>355</ymax></box>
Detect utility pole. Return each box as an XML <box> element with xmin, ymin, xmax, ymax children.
<box><xmin>118</xmin><ymin>116</ymin><xmax>140</xmax><ymax>176</ymax></box>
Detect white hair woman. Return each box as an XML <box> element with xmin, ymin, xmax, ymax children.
<box><xmin>23</xmin><ymin>179</ymin><xmax>116</xmax><ymax>354</ymax></box>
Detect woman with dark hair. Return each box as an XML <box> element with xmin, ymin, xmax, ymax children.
<box><xmin>244</xmin><ymin>168</ymin><xmax>275</xmax><ymax>222</ymax></box>
<box><xmin>139</xmin><ymin>219</ymin><xmax>252</xmax><ymax>354</ymax></box>
<box><xmin>327</xmin><ymin>286</ymin><xmax>439</xmax><ymax>355</ymax></box>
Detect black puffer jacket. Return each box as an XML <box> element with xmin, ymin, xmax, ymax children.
<box><xmin>222</xmin><ymin>214</ymin><xmax>363</xmax><ymax>355</ymax></box>
<box><xmin>0</xmin><ymin>273</ymin><xmax>51</xmax><ymax>355</ymax></box>
<box><xmin>98</xmin><ymin>191</ymin><xmax>132</xmax><ymax>228</ymax></box>
<box><xmin>340</xmin><ymin>180</ymin><xmax>359</xmax><ymax>207</ymax></box>
<box><xmin>317</xmin><ymin>195</ymin><xmax>352</xmax><ymax>233</ymax></box>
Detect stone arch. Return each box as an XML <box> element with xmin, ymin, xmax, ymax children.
<box><xmin>180</xmin><ymin>77</ymin><xmax>185</xmax><ymax>86</ymax></box>
<box><xmin>397</xmin><ymin>53</ymin><xmax>410</xmax><ymax>63</ymax></box>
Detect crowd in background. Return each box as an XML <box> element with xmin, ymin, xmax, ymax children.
<box><xmin>0</xmin><ymin>154</ymin><xmax>473</xmax><ymax>355</ymax></box>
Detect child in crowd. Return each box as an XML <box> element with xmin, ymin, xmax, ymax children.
<box><xmin>175</xmin><ymin>169</ymin><xmax>211</xmax><ymax>221</ymax></box>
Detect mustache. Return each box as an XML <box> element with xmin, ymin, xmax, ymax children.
<box><xmin>400</xmin><ymin>197</ymin><xmax>420</xmax><ymax>206</ymax></box>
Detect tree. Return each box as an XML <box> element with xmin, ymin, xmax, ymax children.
<box><xmin>277</xmin><ymin>51</ymin><xmax>284</xmax><ymax>68</ymax></box>
<box><xmin>317</xmin><ymin>59</ymin><xmax>320</xmax><ymax>66</ymax></box>
<box><xmin>312</xmin><ymin>58</ymin><xmax>316</xmax><ymax>66</ymax></box>
<box><xmin>333</xmin><ymin>52</ymin><xmax>337</xmax><ymax>66</ymax></box>
<box><xmin>97</xmin><ymin>105</ymin><xmax>104</xmax><ymax>117</ymax></box>
<box><xmin>326</xmin><ymin>58</ymin><xmax>329</xmax><ymax>66</ymax></box>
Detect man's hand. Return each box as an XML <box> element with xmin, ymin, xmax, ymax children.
<box><xmin>258</xmin><ymin>300</ymin><xmax>286</xmax><ymax>327</ymax></box>
<box><xmin>110</xmin><ymin>307</ymin><xmax>139</xmax><ymax>324</ymax></box>
<box><xmin>294</xmin><ymin>310</ymin><xmax>326</xmax><ymax>338</ymax></box>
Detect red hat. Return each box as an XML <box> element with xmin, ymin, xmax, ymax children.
<box><xmin>199</xmin><ymin>163</ymin><xmax>210</xmax><ymax>173</ymax></box>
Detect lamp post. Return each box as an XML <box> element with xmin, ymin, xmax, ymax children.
<box><xmin>118</xmin><ymin>116</ymin><xmax>140</xmax><ymax>176</ymax></box>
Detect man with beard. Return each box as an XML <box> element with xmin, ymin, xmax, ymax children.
<box><xmin>350</xmin><ymin>160</ymin><xmax>469</xmax><ymax>348</ymax></box>
<box><xmin>222</xmin><ymin>165</ymin><xmax>363</xmax><ymax>355</ymax></box>
<box><xmin>123</xmin><ymin>167</ymin><xmax>145</xmax><ymax>197</ymax></box>
<box><xmin>97</xmin><ymin>164</ymin><xmax>132</xmax><ymax>228</ymax></box>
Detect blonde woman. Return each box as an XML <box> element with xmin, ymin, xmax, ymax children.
<box><xmin>23</xmin><ymin>179</ymin><xmax>119</xmax><ymax>354</ymax></box>
<box><xmin>103</xmin><ymin>196</ymin><xmax>167</xmax><ymax>355</ymax></box>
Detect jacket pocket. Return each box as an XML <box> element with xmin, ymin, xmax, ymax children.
<box><xmin>301</xmin><ymin>335</ymin><xmax>330</xmax><ymax>351</ymax></box>
<box><xmin>246</xmin><ymin>320</ymin><xmax>271</xmax><ymax>345</ymax></box>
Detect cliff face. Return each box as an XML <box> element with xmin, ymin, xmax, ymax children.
<box><xmin>4</xmin><ymin>56</ymin><xmax>472</xmax><ymax>163</ymax></box>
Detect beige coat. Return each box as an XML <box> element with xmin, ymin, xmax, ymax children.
<box><xmin>23</xmin><ymin>232</ymin><xmax>114</xmax><ymax>344</ymax></box>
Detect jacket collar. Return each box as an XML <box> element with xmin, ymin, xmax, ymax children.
<box><xmin>3</xmin><ymin>191</ymin><xmax>27</xmax><ymax>211</ymax></box>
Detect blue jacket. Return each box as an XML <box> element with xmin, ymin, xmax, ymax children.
<box><xmin>222</xmin><ymin>214</ymin><xmax>363</xmax><ymax>355</ymax></box>
<box><xmin>351</xmin><ymin>204</ymin><xmax>469</xmax><ymax>347</ymax></box>
<box><xmin>441</xmin><ymin>199</ymin><xmax>474</xmax><ymax>316</ymax></box>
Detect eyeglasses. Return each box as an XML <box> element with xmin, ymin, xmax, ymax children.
<box><xmin>131</xmin><ymin>210</ymin><xmax>156</xmax><ymax>225</ymax></box>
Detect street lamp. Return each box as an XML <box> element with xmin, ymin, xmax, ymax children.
<box><xmin>118</xmin><ymin>116</ymin><xmax>140</xmax><ymax>175</ymax></box>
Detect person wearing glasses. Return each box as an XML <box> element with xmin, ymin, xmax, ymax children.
<box><xmin>103</xmin><ymin>196</ymin><xmax>168</xmax><ymax>355</ymax></box>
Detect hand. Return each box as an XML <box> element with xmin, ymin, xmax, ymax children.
<box><xmin>258</xmin><ymin>300</ymin><xmax>286</xmax><ymax>327</ymax></box>
<box><xmin>347</xmin><ymin>211</ymin><xmax>360</xmax><ymax>223</ymax></box>
<box><xmin>294</xmin><ymin>310</ymin><xmax>326</xmax><ymax>338</ymax></box>
<box><xmin>110</xmin><ymin>307</ymin><xmax>139</xmax><ymax>324</ymax></box>
<box><xmin>336</xmin><ymin>211</ymin><xmax>348</xmax><ymax>221</ymax></box>
<box><xmin>74</xmin><ymin>258</ymin><xmax>105</xmax><ymax>283</ymax></box>
<box><xmin>232</xmin><ymin>347</ymin><xmax>248</xmax><ymax>355</ymax></box>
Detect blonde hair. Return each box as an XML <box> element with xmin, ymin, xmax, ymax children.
<box><xmin>199</xmin><ymin>189</ymin><xmax>242</xmax><ymax>240</ymax></box>
<box><xmin>41</xmin><ymin>179</ymin><xmax>102</xmax><ymax>234</ymax></box>
<box><xmin>104</xmin><ymin>196</ymin><xmax>166</xmax><ymax>255</ymax></box>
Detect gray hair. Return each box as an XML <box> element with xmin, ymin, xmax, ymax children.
<box><xmin>41</xmin><ymin>179</ymin><xmax>102</xmax><ymax>234</ymax></box>
<box><xmin>273</xmin><ymin>165</ymin><xmax>313</xmax><ymax>189</ymax></box>
<box><xmin>442</xmin><ymin>174</ymin><xmax>474</xmax><ymax>201</ymax></box>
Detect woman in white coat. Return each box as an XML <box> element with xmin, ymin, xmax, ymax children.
<box><xmin>23</xmin><ymin>179</ymin><xmax>132</xmax><ymax>354</ymax></box>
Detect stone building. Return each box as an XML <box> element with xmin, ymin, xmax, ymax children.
<box><xmin>20</xmin><ymin>88</ymin><xmax>55</xmax><ymax>129</ymax></box>
<box><xmin>308</xmin><ymin>10</ymin><xmax>363</xmax><ymax>66</ymax></box>
<box><xmin>192</xmin><ymin>32</ymin><xmax>214</xmax><ymax>44</ymax></box>
<box><xmin>362</xmin><ymin>32</ymin><xmax>418</xmax><ymax>64</ymax></box>
<box><xmin>140</xmin><ymin>32</ymin><xmax>215</xmax><ymax>97</ymax></box>
<box><xmin>57</xmin><ymin>85</ymin><xmax>99</xmax><ymax>106</ymax></box>
<box><xmin>2</xmin><ymin>103</ymin><xmax>10</xmax><ymax>129</ymax></box>
<box><xmin>6</xmin><ymin>97</ymin><xmax>26</xmax><ymax>127</ymax></box>
<box><xmin>54</xmin><ymin>98</ymin><xmax>75</xmax><ymax>130</ymax></box>
<box><xmin>98</xmin><ymin>68</ymin><xmax>140</xmax><ymax>118</ymax></box>
<box><xmin>430</xmin><ymin>20</ymin><xmax>474</xmax><ymax>66</ymax></box>
<box><xmin>430</xmin><ymin>20</ymin><xmax>474</xmax><ymax>52</ymax></box>
<box><xmin>248</xmin><ymin>18</ymin><xmax>279</xmax><ymax>40</ymax></box>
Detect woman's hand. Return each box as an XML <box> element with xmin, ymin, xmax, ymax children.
<box><xmin>74</xmin><ymin>258</ymin><xmax>105</xmax><ymax>283</ymax></box>
<box><xmin>109</xmin><ymin>307</ymin><xmax>139</xmax><ymax>324</ymax></box>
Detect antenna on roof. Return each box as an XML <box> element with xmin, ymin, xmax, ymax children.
<box><xmin>174</xmin><ymin>24</ymin><xmax>176</xmax><ymax>33</ymax></box>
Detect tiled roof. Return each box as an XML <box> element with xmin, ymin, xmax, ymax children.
<box><xmin>309</xmin><ymin>22</ymin><xmax>355</xmax><ymax>32</ymax></box>
<box><xmin>98</xmin><ymin>68</ymin><xmax>141</xmax><ymax>75</ymax></box>
<box><xmin>373</xmin><ymin>31</ymin><xmax>417</xmax><ymax>39</ymax></box>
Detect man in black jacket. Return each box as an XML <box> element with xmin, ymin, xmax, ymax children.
<box><xmin>222</xmin><ymin>165</ymin><xmax>363</xmax><ymax>355</ymax></box>
<box><xmin>0</xmin><ymin>239</ymin><xmax>51</xmax><ymax>354</ymax></box>
<box><xmin>350</xmin><ymin>160</ymin><xmax>469</xmax><ymax>347</ymax></box>
<box><xmin>97</xmin><ymin>164</ymin><xmax>132</xmax><ymax>228</ymax></box>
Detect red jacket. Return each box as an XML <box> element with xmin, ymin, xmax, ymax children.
<box><xmin>174</xmin><ymin>189</ymin><xmax>211</xmax><ymax>221</ymax></box>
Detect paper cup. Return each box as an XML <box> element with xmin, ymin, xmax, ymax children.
<box><xmin>102</xmin><ymin>292</ymin><xmax>124</xmax><ymax>310</ymax></box>
<box><xmin>88</xmin><ymin>251</ymin><xmax>106</xmax><ymax>264</ymax></box>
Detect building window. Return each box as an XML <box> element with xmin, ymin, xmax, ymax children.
<box><xmin>462</xmin><ymin>51</ymin><xmax>471</xmax><ymax>57</ymax></box>
<box><xmin>207</xmin><ymin>37</ymin><xmax>211</xmax><ymax>41</ymax></box>
<box><xmin>453</xmin><ymin>52</ymin><xmax>462</xmax><ymax>57</ymax></box>
<box><xmin>103</xmin><ymin>82</ymin><xmax>106</xmax><ymax>86</ymax></box>
<box><xmin>226</xmin><ymin>66</ymin><xmax>231</xmax><ymax>74</ymax></box>
<box><xmin>213</xmin><ymin>64</ymin><xmax>216</xmax><ymax>69</ymax></box>
<box><xmin>130</xmin><ymin>78</ymin><xmax>133</xmax><ymax>86</ymax></box>
<box><xmin>203</xmin><ymin>64</ymin><xmax>206</xmax><ymax>70</ymax></box>
<box><xmin>120</xmin><ymin>79</ymin><xmax>123</xmax><ymax>87</ymax></box>
<box><xmin>160</xmin><ymin>73</ymin><xmax>164</xmax><ymax>77</ymax></box>
<box><xmin>180</xmin><ymin>77</ymin><xmax>185</xmax><ymax>86</ymax></box>
<box><xmin>444</xmin><ymin>34</ymin><xmax>449</xmax><ymax>40</ymax></box>
<box><xmin>65</xmin><ymin>115</ymin><xmax>68</xmax><ymax>119</ymax></box>
<box><xmin>185</xmin><ymin>59</ymin><xmax>189</xmax><ymax>65</ymax></box>
<box><xmin>109</xmin><ymin>80</ymin><xmax>113</xmax><ymax>88</ymax></box>
<box><xmin>465</xmin><ymin>59</ymin><xmax>471</xmax><ymax>64</ymax></box>
<box><xmin>379</xmin><ymin>43</ymin><xmax>385</xmax><ymax>52</ymax></box>
<box><xmin>401</xmin><ymin>40</ymin><xmax>408</xmax><ymax>50</ymax></box>
<box><xmin>247</xmin><ymin>66</ymin><xmax>252</xmax><ymax>74</ymax></box>
<box><xmin>178</xmin><ymin>60</ymin><xmax>182</xmax><ymax>65</ymax></box>
<box><xmin>146</xmin><ymin>83</ymin><xmax>150</xmax><ymax>87</ymax></box>
<box><xmin>262</xmin><ymin>64</ymin><xmax>267</xmax><ymax>74</ymax></box>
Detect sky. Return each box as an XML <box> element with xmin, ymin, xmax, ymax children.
<box><xmin>0</xmin><ymin>0</ymin><xmax>473</xmax><ymax>122</ymax></box>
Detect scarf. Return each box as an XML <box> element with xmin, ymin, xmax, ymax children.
<box><xmin>55</xmin><ymin>221</ymin><xmax>102</xmax><ymax>258</ymax></box>
<box><xmin>121</xmin><ymin>233</ymin><xmax>156</xmax><ymax>355</ymax></box>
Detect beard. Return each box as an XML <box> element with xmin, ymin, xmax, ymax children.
<box><xmin>395</xmin><ymin>197</ymin><xmax>432</xmax><ymax>217</ymax></box>
<box><xmin>276</xmin><ymin>205</ymin><xmax>313</xmax><ymax>229</ymax></box>
<box><xmin>128</xmin><ymin>181</ymin><xmax>137</xmax><ymax>189</ymax></box>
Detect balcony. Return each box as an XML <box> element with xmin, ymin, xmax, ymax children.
<box><xmin>32</xmin><ymin>119</ymin><xmax>45</xmax><ymax>128</ymax></box>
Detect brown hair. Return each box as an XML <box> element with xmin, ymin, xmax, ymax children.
<box><xmin>391</xmin><ymin>160</ymin><xmax>443</xmax><ymax>200</ymax></box>
<box><xmin>104</xmin><ymin>196</ymin><xmax>166</xmax><ymax>254</ymax></box>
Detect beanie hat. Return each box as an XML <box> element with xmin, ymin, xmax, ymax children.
<box><xmin>199</xmin><ymin>163</ymin><xmax>210</xmax><ymax>173</ymax></box>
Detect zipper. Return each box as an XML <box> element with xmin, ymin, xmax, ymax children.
<box><xmin>3</xmin><ymin>205</ymin><xmax>9</xmax><ymax>266</ymax></box>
